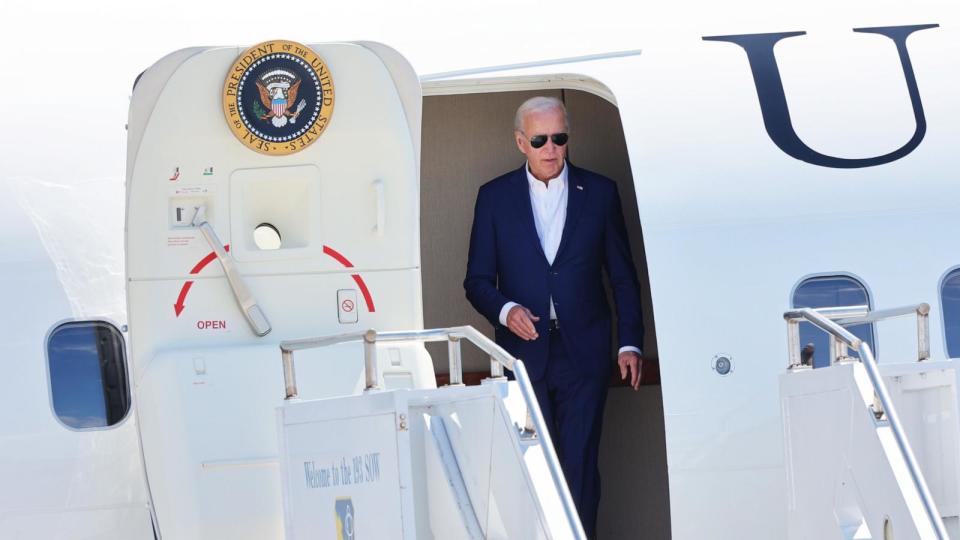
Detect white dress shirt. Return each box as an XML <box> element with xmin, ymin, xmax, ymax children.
<box><xmin>498</xmin><ymin>162</ymin><xmax>641</xmax><ymax>356</ymax></box>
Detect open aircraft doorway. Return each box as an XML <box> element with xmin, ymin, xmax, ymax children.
<box><xmin>419</xmin><ymin>83</ymin><xmax>670</xmax><ymax>539</ymax></box>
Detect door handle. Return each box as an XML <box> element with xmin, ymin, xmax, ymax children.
<box><xmin>192</xmin><ymin>206</ymin><xmax>272</xmax><ymax>336</ymax></box>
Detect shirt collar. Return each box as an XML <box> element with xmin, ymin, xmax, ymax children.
<box><xmin>525</xmin><ymin>161</ymin><xmax>567</xmax><ymax>191</ymax></box>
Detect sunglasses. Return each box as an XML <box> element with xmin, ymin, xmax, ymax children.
<box><xmin>527</xmin><ymin>133</ymin><xmax>569</xmax><ymax>149</ymax></box>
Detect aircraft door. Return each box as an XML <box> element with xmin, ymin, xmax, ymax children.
<box><xmin>125</xmin><ymin>40</ymin><xmax>429</xmax><ymax>538</ymax></box>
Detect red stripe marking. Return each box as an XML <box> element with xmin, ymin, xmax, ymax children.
<box><xmin>189</xmin><ymin>252</ymin><xmax>217</xmax><ymax>274</ymax></box>
<box><xmin>323</xmin><ymin>245</ymin><xmax>375</xmax><ymax>312</ymax></box>
<box><xmin>176</xmin><ymin>244</ymin><xmax>231</xmax><ymax>316</ymax></box>
<box><xmin>177</xmin><ymin>281</ymin><xmax>194</xmax><ymax>305</ymax></box>
<box><xmin>322</xmin><ymin>245</ymin><xmax>354</xmax><ymax>267</ymax></box>
<box><xmin>189</xmin><ymin>244</ymin><xmax>230</xmax><ymax>274</ymax></box>
<box><xmin>351</xmin><ymin>274</ymin><xmax>376</xmax><ymax>312</ymax></box>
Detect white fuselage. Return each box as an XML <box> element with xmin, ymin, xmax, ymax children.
<box><xmin>2</xmin><ymin>6</ymin><xmax>959</xmax><ymax>538</ymax></box>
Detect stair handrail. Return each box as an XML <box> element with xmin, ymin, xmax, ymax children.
<box><xmin>784</xmin><ymin>303</ymin><xmax>929</xmax><ymax>367</ymax></box>
<box><xmin>279</xmin><ymin>326</ymin><xmax>587</xmax><ymax>540</ymax></box>
<box><xmin>782</xmin><ymin>305</ymin><xmax>947</xmax><ymax>539</ymax></box>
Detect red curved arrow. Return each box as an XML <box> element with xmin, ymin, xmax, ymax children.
<box><xmin>323</xmin><ymin>245</ymin><xmax>376</xmax><ymax>312</ymax></box>
<box><xmin>174</xmin><ymin>281</ymin><xmax>193</xmax><ymax>316</ymax></box>
<box><xmin>174</xmin><ymin>245</ymin><xmax>229</xmax><ymax>317</ymax></box>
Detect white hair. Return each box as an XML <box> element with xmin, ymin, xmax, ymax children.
<box><xmin>514</xmin><ymin>96</ymin><xmax>569</xmax><ymax>132</ymax></box>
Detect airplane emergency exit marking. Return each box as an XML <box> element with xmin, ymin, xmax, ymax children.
<box><xmin>323</xmin><ymin>245</ymin><xmax>376</xmax><ymax>312</ymax></box>
<box><xmin>197</xmin><ymin>320</ymin><xmax>227</xmax><ymax>330</ymax></box>
<box><xmin>173</xmin><ymin>245</ymin><xmax>230</xmax><ymax>317</ymax></box>
<box><xmin>172</xmin><ymin>244</ymin><xmax>374</xmax><ymax>317</ymax></box>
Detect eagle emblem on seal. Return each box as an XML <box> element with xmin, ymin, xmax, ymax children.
<box><xmin>255</xmin><ymin>69</ymin><xmax>307</xmax><ymax>128</ymax></box>
<box><xmin>223</xmin><ymin>39</ymin><xmax>335</xmax><ymax>155</ymax></box>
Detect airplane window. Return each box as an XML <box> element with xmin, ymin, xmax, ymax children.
<box><xmin>46</xmin><ymin>321</ymin><xmax>129</xmax><ymax>429</ymax></box>
<box><xmin>941</xmin><ymin>269</ymin><xmax>960</xmax><ymax>358</ymax></box>
<box><xmin>792</xmin><ymin>276</ymin><xmax>876</xmax><ymax>368</ymax></box>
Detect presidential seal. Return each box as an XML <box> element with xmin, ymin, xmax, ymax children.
<box><xmin>223</xmin><ymin>40</ymin><xmax>334</xmax><ymax>156</ymax></box>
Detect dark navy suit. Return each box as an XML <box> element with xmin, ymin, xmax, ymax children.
<box><xmin>463</xmin><ymin>162</ymin><xmax>644</xmax><ymax>537</ymax></box>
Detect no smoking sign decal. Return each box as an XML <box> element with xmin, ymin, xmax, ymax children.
<box><xmin>337</xmin><ymin>289</ymin><xmax>359</xmax><ymax>324</ymax></box>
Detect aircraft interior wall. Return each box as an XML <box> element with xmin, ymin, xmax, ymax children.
<box><xmin>420</xmin><ymin>88</ymin><xmax>671</xmax><ymax>539</ymax></box>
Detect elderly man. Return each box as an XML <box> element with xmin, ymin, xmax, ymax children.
<box><xmin>463</xmin><ymin>96</ymin><xmax>644</xmax><ymax>537</ymax></box>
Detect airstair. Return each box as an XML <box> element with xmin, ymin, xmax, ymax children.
<box><xmin>275</xmin><ymin>326</ymin><xmax>586</xmax><ymax>540</ymax></box>
<box><xmin>780</xmin><ymin>304</ymin><xmax>959</xmax><ymax>539</ymax></box>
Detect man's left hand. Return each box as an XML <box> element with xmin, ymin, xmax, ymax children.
<box><xmin>618</xmin><ymin>351</ymin><xmax>643</xmax><ymax>390</ymax></box>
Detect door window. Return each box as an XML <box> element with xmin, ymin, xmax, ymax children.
<box><xmin>792</xmin><ymin>276</ymin><xmax>876</xmax><ymax>368</ymax></box>
<box><xmin>941</xmin><ymin>269</ymin><xmax>960</xmax><ymax>358</ymax></box>
<box><xmin>46</xmin><ymin>321</ymin><xmax>129</xmax><ymax>429</ymax></box>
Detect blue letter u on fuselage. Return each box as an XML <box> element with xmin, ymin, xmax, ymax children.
<box><xmin>704</xmin><ymin>24</ymin><xmax>938</xmax><ymax>169</ymax></box>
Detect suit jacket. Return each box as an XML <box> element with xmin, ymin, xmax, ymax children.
<box><xmin>463</xmin><ymin>162</ymin><xmax>644</xmax><ymax>381</ymax></box>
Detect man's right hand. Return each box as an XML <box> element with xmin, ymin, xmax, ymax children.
<box><xmin>506</xmin><ymin>305</ymin><xmax>540</xmax><ymax>341</ymax></box>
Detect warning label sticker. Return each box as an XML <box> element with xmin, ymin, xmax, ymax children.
<box><xmin>167</xmin><ymin>235</ymin><xmax>195</xmax><ymax>247</ymax></box>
